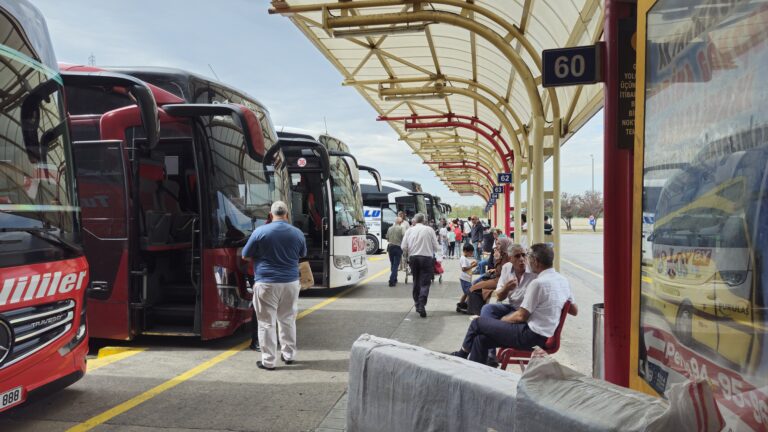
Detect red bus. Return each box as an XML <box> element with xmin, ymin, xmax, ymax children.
<box><xmin>63</xmin><ymin>66</ymin><xmax>288</xmax><ymax>340</ymax></box>
<box><xmin>0</xmin><ymin>0</ymin><xmax>160</xmax><ymax>412</ymax></box>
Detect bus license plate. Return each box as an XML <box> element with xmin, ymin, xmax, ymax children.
<box><xmin>0</xmin><ymin>386</ymin><xmax>23</xmax><ymax>411</ymax></box>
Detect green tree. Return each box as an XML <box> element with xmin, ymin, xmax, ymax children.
<box><xmin>449</xmin><ymin>204</ymin><xmax>485</xmax><ymax>219</ymax></box>
<box><xmin>560</xmin><ymin>192</ymin><xmax>580</xmax><ymax>231</ymax></box>
<box><xmin>578</xmin><ymin>190</ymin><xmax>604</xmax><ymax>231</ymax></box>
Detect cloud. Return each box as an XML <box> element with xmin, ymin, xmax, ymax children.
<box><xmin>31</xmin><ymin>0</ymin><xmax>600</xmax><ymax>208</ymax></box>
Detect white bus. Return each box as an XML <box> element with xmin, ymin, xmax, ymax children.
<box><xmin>266</xmin><ymin>128</ymin><xmax>381</xmax><ymax>288</ymax></box>
<box><xmin>360</xmin><ymin>178</ymin><xmax>433</xmax><ymax>254</ymax></box>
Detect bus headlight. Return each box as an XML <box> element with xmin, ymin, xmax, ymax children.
<box><xmin>59</xmin><ymin>309</ymin><xmax>87</xmax><ymax>356</ymax></box>
<box><xmin>719</xmin><ymin>270</ymin><xmax>747</xmax><ymax>287</ymax></box>
<box><xmin>333</xmin><ymin>255</ymin><xmax>352</xmax><ymax>269</ymax></box>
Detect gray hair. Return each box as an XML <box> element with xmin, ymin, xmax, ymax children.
<box><xmin>530</xmin><ymin>243</ymin><xmax>554</xmax><ymax>268</ymax></box>
<box><xmin>412</xmin><ymin>213</ymin><xmax>426</xmax><ymax>224</ymax></box>
<box><xmin>270</xmin><ymin>200</ymin><xmax>289</xmax><ymax>217</ymax></box>
<box><xmin>507</xmin><ymin>243</ymin><xmax>524</xmax><ymax>255</ymax></box>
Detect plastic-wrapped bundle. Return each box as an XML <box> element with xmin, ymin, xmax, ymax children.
<box><xmin>348</xmin><ymin>334</ymin><xmax>521</xmax><ymax>432</ymax></box>
<box><xmin>515</xmin><ymin>349</ymin><xmax>723</xmax><ymax>432</ymax></box>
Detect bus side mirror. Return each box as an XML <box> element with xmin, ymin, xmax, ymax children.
<box><xmin>20</xmin><ymin>78</ymin><xmax>60</xmax><ymax>163</ymax></box>
<box><xmin>162</xmin><ymin>103</ymin><xmax>265</xmax><ymax>160</ymax></box>
<box><xmin>61</xmin><ymin>71</ymin><xmax>160</xmax><ymax>149</ymax></box>
<box><xmin>359</xmin><ymin>165</ymin><xmax>382</xmax><ymax>192</ymax></box>
<box><xmin>328</xmin><ymin>150</ymin><xmax>361</xmax><ymax>185</ymax></box>
<box><xmin>263</xmin><ymin>137</ymin><xmax>332</xmax><ymax>183</ymax></box>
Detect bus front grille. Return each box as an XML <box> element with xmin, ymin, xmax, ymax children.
<box><xmin>0</xmin><ymin>300</ymin><xmax>76</xmax><ymax>369</ymax></box>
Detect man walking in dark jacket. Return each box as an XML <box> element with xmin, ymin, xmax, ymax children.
<box><xmin>470</xmin><ymin>216</ymin><xmax>484</xmax><ymax>261</ymax></box>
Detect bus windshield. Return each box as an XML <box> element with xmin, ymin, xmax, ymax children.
<box><xmin>205</xmin><ymin>115</ymin><xmax>289</xmax><ymax>247</ymax></box>
<box><xmin>0</xmin><ymin>44</ymin><xmax>79</xmax><ymax>263</ymax></box>
<box><xmin>330</xmin><ymin>156</ymin><xmax>364</xmax><ymax>236</ymax></box>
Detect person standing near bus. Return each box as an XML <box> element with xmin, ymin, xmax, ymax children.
<box><xmin>398</xmin><ymin>211</ymin><xmax>410</xmax><ymax>230</ymax></box>
<box><xmin>386</xmin><ymin>216</ymin><xmax>406</xmax><ymax>286</ymax></box>
<box><xmin>401</xmin><ymin>213</ymin><xmax>440</xmax><ymax>318</ymax></box>
<box><xmin>242</xmin><ymin>201</ymin><xmax>307</xmax><ymax>371</ymax></box>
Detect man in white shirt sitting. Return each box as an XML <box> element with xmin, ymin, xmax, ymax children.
<box><xmin>483</xmin><ymin>244</ymin><xmax>536</xmax><ymax>318</ymax></box>
<box><xmin>452</xmin><ymin>243</ymin><xmax>578</xmax><ymax>365</ymax></box>
<box><xmin>475</xmin><ymin>243</ymin><xmax>536</xmax><ymax>366</ymax></box>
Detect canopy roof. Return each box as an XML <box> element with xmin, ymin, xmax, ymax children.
<box><xmin>270</xmin><ymin>0</ymin><xmax>604</xmax><ymax>199</ymax></box>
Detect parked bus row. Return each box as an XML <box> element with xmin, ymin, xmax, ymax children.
<box><xmin>360</xmin><ymin>178</ymin><xmax>451</xmax><ymax>254</ymax></box>
<box><xmin>0</xmin><ymin>0</ymin><xmax>380</xmax><ymax>412</ymax></box>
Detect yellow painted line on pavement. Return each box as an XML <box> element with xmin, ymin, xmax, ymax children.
<box><xmin>561</xmin><ymin>258</ymin><xmax>604</xmax><ymax>279</ymax></box>
<box><xmin>297</xmin><ymin>267</ymin><xmax>388</xmax><ymax>319</ymax></box>
<box><xmin>368</xmin><ymin>256</ymin><xmax>387</xmax><ymax>262</ymax></box>
<box><xmin>67</xmin><ymin>266</ymin><xmax>389</xmax><ymax>432</ymax></box>
<box><xmin>88</xmin><ymin>347</ymin><xmax>147</xmax><ymax>372</ymax></box>
<box><xmin>642</xmin><ymin>276</ymin><xmax>653</xmax><ymax>284</ymax></box>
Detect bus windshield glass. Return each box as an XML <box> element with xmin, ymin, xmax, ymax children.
<box><xmin>205</xmin><ymin>115</ymin><xmax>289</xmax><ymax>247</ymax></box>
<box><xmin>0</xmin><ymin>43</ymin><xmax>78</xmax><ymax>252</ymax></box>
<box><xmin>330</xmin><ymin>156</ymin><xmax>364</xmax><ymax>236</ymax></box>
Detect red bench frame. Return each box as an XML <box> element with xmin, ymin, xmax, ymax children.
<box><xmin>497</xmin><ymin>301</ymin><xmax>571</xmax><ymax>372</ymax></box>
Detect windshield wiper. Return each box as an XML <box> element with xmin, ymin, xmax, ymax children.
<box><xmin>0</xmin><ymin>227</ymin><xmax>82</xmax><ymax>254</ymax></box>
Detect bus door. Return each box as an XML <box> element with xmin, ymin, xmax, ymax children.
<box><xmin>62</xmin><ymin>71</ymin><xmax>160</xmax><ymax>340</ymax></box>
<box><xmin>264</xmin><ymin>137</ymin><xmax>331</xmax><ymax>286</ymax></box>
<box><xmin>137</xmin><ymin>103</ymin><xmax>263</xmax><ymax>338</ymax></box>
<box><xmin>134</xmin><ymin>131</ymin><xmax>201</xmax><ymax>336</ymax></box>
<box><xmin>359</xmin><ymin>165</ymin><xmax>383</xmax><ymax>254</ymax></box>
<box><xmin>388</xmin><ymin>191</ymin><xmax>414</xmax><ymax>221</ymax></box>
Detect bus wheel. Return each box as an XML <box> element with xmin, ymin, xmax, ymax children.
<box><xmin>365</xmin><ymin>234</ymin><xmax>379</xmax><ymax>255</ymax></box>
<box><xmin>674</xmin><ymin>303</ymin><xmax>694</xmax><ymax>345</ymax></box>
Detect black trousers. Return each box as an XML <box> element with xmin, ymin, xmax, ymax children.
<box><xmin>461</xmin><ymin>317</ymin><xmax>547</xmax><ymax>365</ymax></box>
<box><xmin>467</xmin><ymin>290</ymin><xmax>486</xmax><ymax>315</ymax></box>
<box><xmin>409</xmin><ymin>255</ymin><xmax>435</xmax><ymax>308</ymax></box>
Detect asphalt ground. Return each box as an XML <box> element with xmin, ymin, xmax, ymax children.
<box><xmin>0</xmin><ymin>233</ymin><xmax>604</xmax><ymax>432</ymax></box>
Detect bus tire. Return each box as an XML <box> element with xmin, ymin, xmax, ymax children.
<box><xmin>365</xmin><ymin>234</ymin><xmax>379</xmax><ymax>255</ymax></box>
<box><xmin>674</xmin><ymin>303</ymin><xmax>694</xmax><ymax>345</ymax></box>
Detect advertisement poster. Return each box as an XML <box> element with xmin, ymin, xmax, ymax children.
<box><xmin>638</xmin><ymin>1</ymin><xmax>768</xmax><ymax>430</ymax></box>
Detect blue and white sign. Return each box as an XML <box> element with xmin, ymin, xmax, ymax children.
<box><xmin>493</xmin><ymin>186</ymin><xmax>504</xmax><ymax>194</ymax></box>
<box><xmin>497</xmin><ymin>173</ymin><xmax>512</xmax><ymax>183</ymax></box>
<box><xmin>491</xmin><ymin>193</ymin><xmax>498</xmax><ymax>199</ymax></box>
<box><xmin>542</xmin><ymin>44</ymin><xmax>602</xmax><ymax>87</ymax></box>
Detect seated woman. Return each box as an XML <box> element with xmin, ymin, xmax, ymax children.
<box><xmin>466</xmin><ymin>237</ymin><xmax>512</xmax><ymax>315</ymax></box>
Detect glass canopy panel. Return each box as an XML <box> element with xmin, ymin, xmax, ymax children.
<box><xmin>276</xmin><ymin>0</ymin><xmax>604</xmax><ymax>197</ymax></box>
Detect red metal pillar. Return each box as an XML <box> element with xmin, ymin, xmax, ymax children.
<box><xmin>504</xmin><ymin>184</ymin><xmax>511</xmax><ymax>235</ymax></box>
<box><xmin>603</xmin><ymin>0</ymin><xmax>635</xmax><ymax>387</ymax></box>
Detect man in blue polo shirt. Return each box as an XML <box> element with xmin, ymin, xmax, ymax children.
<box><xmin>242</xmin><ymin>201</ymin><xmax>306</xmax><ymax>370</ymax></box>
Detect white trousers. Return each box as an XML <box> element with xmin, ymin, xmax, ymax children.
<box><xmin>253</xmin><ymin>280</ymin><xmax>300</xmax><ymax>368</ymax></box>
<box><xmin>441</xmin><ymin>241</ymin><xmax>449</xmax><ymax>258</ymax></box>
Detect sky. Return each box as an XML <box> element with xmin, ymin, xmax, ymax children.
<box><xmin>31</xmin><ymin>0</ymin><xmax>604</xmax><ymax>207</ymax></box>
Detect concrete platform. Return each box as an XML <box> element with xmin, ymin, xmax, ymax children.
<box><xmin>0</xmin><ymin>233</ymin><xmax>603</xmax><ymax>432</ymax></box>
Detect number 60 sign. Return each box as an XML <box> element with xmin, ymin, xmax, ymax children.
<box><xmin>542</xmin><ymin>44</ymin><xmax>603</xmax><ymax>88</ymax></box>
